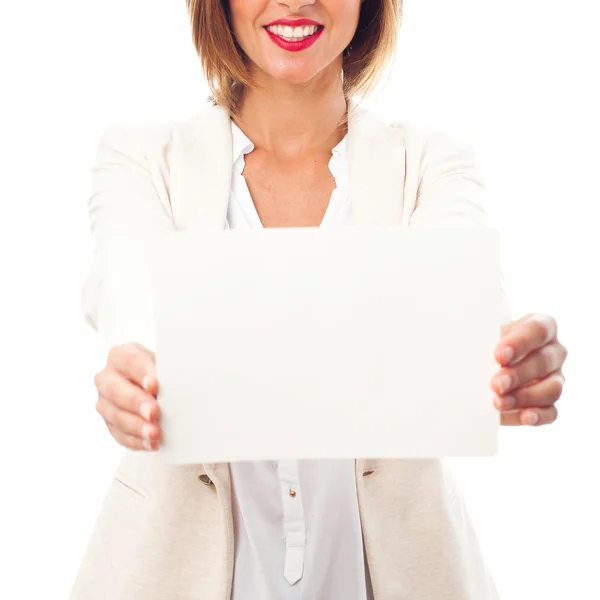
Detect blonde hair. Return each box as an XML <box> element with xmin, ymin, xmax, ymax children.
<box><xmin>186</xmin><ymin>0</ymin><xmax>403</xmax><ymax>114</ymax></box>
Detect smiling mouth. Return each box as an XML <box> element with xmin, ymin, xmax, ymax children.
<box><xmin>264</xmin><ymin>24</ymin><xmax>324</xmax><ymax>43</ymax></box>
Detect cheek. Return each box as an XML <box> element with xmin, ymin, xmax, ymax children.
<box><xmin>228</xmin><ymin>0</ymin><xmax>264</xmax><ymax>49</ymax></box>
<box><xmin>330</xmin><ymin>0</ymin><xmax>362</xmax><ymax>45</ymax></box>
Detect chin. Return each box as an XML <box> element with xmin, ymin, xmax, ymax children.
<box><xmin>273</xmin><ymin>72</ymin><xmax>318</xmax><ymax>86</ymax></box>
<box><xmin>266</xmin><ymin>63</ymin><xmax>321</xmax><ymax>86</ymax></box>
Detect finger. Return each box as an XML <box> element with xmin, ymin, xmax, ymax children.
<box><xmin>493</xmin><ymin>371</ymin><xmax>565</xmax><ymax>411</ymax></box>
<box><xmin>495</xmin><ymin>314</ymin><xmax>558</xmax><ymax>366</ymax></box>
<box><xmin>99</xmin><ymin>397</ymin><xmax>162</xmax><ymax>449</ymax></box>
<box><xmin>106</xmin><ymin>422</ymin><xmax>156</xmax><ymax>452</ymax></box>
<box><xmin>103</xmin><ymin>400</ymin><xmax>161</xmax><ymax>446</ymax></box>
<box><xmin>491</xmin><ymin>342</ymin><xmax>566</xmax><ymax>394</ymax></box>
<box><xmin>500</xmin><ymin>406</ymin><xmax>558</xmax><ymax>427</ymax></box>
<box><xmin>107</xmin><ymin>342</ymin><xmax>157</xmax><ymax>392</ymax></box>
<box><xmin>500</xmin><ymin>319</ymin><xmax>519</xmax><ymax>338</ymax></box>
<box><xmin>95</xmin><ymin>368</ymin><xmax>160</xmax><ymax>423</ymax></box>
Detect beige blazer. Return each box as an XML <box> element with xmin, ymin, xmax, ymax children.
<box><xmin>72</xmin><ymin>101</ymin><xmax>511</xmax><ymax>600</ymax></box>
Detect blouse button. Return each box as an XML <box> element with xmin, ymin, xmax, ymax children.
<box><xmin>289</xmin><ymin>487</ymin><xmax>297</xmax><ymax>497</ymax></box>
<box><xmin>198</xmin><ymin>474</ymin><xmax>214</xmax><ymax>486</ymax></box>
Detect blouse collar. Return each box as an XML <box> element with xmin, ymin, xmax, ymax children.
<box><xmin>230</xmin><ymin>119</ymin><xmax>348</xmax><ymax>177</ymax></box>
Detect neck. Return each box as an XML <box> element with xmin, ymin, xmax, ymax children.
<box><xmin>233</xmin><ymin>61</ymin><xmax>348</xmax><ymax>159</ymax></box>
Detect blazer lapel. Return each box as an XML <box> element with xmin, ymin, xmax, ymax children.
<box><xmin>347</xmin><ymin>103</ymin><xmax>406</xmax><ymax>227</ymax></box>
<box><xmin>170</xmin><ymin>100</ymin><xmax>406</xmax><ymax>232</ymax></box>
<box><xmin>169</xmin><ymin>103</ymin><xmax>233</xmax><ymax>231</ymax></box>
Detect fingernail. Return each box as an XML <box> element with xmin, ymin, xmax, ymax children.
<box><xmin>142</xmin><ymin>423</ymin><xmax>152</xmax><ymax>442</ymax></box>
<box><xmin>140</xmin><ymin>403</ymin><xmax>152</xmax><ymax>421</ymax></box>
<box><xmin>142</xmin><ymin>438</ymin><xmax>153</xmax><ymax>451</ymax></box>
<box><xmin>525</xmin><ymin>412</ymin><xmax>539</xmax><ymax>426</ymax></box>
<box><xmin>498</xmin><ymin>347</ymin><xmax>514</xmax><ymax>364</ymax></box>
<box><xmin>496</xmin><ymin>374</ymin><xmax>512</xmax><ymax>394</ymax></box>
<box><xmin>143</xmin><ymin>375</ymin><xmax>151</xmax><ymax>390</ymax></box>
<box><xmin>494</xmin><ymin>394</ymin><xmax>515</xmax><ymax>410</ymax></box>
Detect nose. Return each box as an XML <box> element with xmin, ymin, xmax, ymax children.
<box><xmin>276</xmin><ymin>0</ymin><xmax>317</xmax><ymax>11</ymax></box>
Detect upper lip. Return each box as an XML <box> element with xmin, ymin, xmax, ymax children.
<box><xmin>264</xmin><ymin>18</ymin><xmax>323</xmax><ymax>28</ymax></box>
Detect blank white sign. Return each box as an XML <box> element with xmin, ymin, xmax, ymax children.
<box><xmin>148</xmin><ymin>226</ymin><xmax>502</xmax><ymax>464</ymax></box>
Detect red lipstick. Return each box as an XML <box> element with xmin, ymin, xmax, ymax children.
<box><xmin>264</xmin><ymin>19</ymin><xmax>324</xmax><ymax>52</ymax></box>
<box><xmin>264</xmin><ymin>18</ymin><xmax>323</xmax><ymax>27</ymax></box>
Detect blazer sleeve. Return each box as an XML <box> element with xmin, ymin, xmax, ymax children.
<box><xmin>80</xmin><ymin>123</ymin><xmax>176</xmax><ymax>358</ymax></box>
<box><xmin>407</xmin><ymin>126</ymin><xmax>514</xmax><ymax>324</ymax></box>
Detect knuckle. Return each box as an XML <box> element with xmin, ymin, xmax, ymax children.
<box><xmin>509</xmin><ymin>367</ymin><xmax>520</xmax><ymax>388</ymax></box>
<box><xmin>113</xmin><ymin>431</ymin><xmax>127</xmax><ymax>448</ymax></box>
<box><xmin>131</xmin><ymin>356</ymin><xmax>148</xmax><ymax>381</ymax></box>
<box><xmin>121</xmin><ymin>343</ymin><xmax>138</xmax><ymax>366</ymax></box>
<box><xmin>123</xmin><ymin>341</ymin><xmax>141</xmax><ymax>354</ymax></box>
<box><xmin>550</xmin><ymin>344</ymin><xmax>564</xmax><ymax>370</ymax></box>
<box><xmin>127</xmin><ymin>414</ymin><xmax>143</xmax><ymax>438</ymax></box>
<box><xmin>510</xmin><ymin>368</ymin><xmax>523</xmax><ymax>388</ymax></box>
<box><xmin>105</xmin><ymin>378</ymin><xmax>119</xmax><ymax>404</ymax></box>
<box><xmin>127</xmin><ymin>438</ymin><xmax>140</xmax><ymax>451</ymax></box>
<box><xmin>529</xmin><ymin>317</ymin><xmax>547</xmax><ymax>342</ymax></box>
<box><xmin>125</xmin><ymin>388</ymin><xmax>140</xmax><ymax>409</ymax></box>
<box><xmin>539</xmin><ymin>347</ymin><xmax>553</xmax><ymax>373</ymax></box>
<box><xmin>535</xmin><ymin>320</ymin><xmax>548</xmax><ymax>340</ymax></box>
<box><xmin>103</xmin><ymin>401</ymin><xmax>117</xmax><ymax>425</ymax></box>
<box><xmin>549</xmin><ymin>377</ymin><xmax>563</xmax><ymax>401</ymax></box>
<box><xmin>112</xmin><ymin>343</ymin><xmax>139</xmax><ymax>374</ymax></box>
<box><xmin>93</xmin><ymin>370</ymin><xmax>106</xmax><ymax>392</ymax></box>
<box><xmin>118</xmin><ymin>410</ymin><xmax>133</xmax><ymax>431</ymax></box>
<box><xmin>126</xmin><ymin>344</ymin><xmax>153</xmax><ymax>380</ymax></box>
<box><xmin>513</xmin><ymin>386</ymin><xmax>530</xmax><ymax>407</ymax></box>
<box><xmin>535</xmin><ymin>355</ymin><xmax>547</xmax><ymax>377</ymax></box>
<box><xmin>535</xmin><ymin>314</ymin><xmax>556</xmax><ymax>339</ymax></box>
<box><xmin>132</xmin><ymin>436</ymin><xmax>145</xmax><ymax>451</ymax></box>
<box><xmin>107</xmin><ymin>344</ymin><xmax>122</xmax><ymax>363</ymax></box>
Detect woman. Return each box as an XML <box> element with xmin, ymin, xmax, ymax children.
<box><xmin>72</xmin><ymin>1</ymin><xmax>568</xmax><ymax>599</ymax></box>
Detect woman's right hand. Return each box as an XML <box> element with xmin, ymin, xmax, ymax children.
<box><xmin>94</xmin><ymin>342</ymin><xmax>162</xmax><ymax>451</ymax></box>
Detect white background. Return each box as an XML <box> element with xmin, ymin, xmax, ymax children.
<box><xmin>1</xmin><ymin>0</ymin><xmax>598</xmax><ymax>599</ymax></box>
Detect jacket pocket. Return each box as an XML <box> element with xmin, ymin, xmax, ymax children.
<box><xmin>113</xmin><ymin>472</ymin><xmax>148</xmax><ymax>499</ymax></box>
<box><xmin>111</xmin><ymin>449</ymin><xmax>158</xmax><ymax>499</ymax></box>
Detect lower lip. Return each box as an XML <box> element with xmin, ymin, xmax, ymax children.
<box><xmin>265</xmin><ymin>27</ymin><xmax>323</xmax><ymax>52</ymax></box>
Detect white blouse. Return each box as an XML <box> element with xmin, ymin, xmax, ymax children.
<box><xmin>226</xmin><ymin>120</ymin><xmax>371</xmax><ymax>600</ymax></box>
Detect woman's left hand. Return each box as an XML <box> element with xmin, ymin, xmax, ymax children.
<box><xmin>491</xmin><ymin>314</ymin><xmax>567</xmax><ymax>426</ymax></box>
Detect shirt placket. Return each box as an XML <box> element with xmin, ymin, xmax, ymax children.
<box><xmin>276</xmin><ymin>459</ymin><xmax>306</xmax><ymax>585</ymax></box>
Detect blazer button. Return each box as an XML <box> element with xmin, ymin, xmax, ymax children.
<box><xmin>198</xmin><ymin>474</ymin><xmax>214</xmax><ymax>486</ymax></box>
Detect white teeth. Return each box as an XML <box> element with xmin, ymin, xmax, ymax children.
<box><xmin>266</xmin><ymin>24</ymin><xmax>319</xmax><ymax>41</ymax></box>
